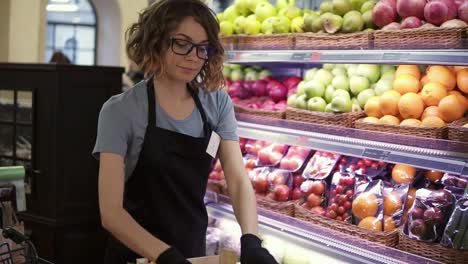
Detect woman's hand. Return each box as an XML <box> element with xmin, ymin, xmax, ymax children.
<box><xmin>156</xmin><ymin>247</ymin><xmax>190</xmax><ymax>264</ymax></box>
<box><xmin>240</xmin><ymin>234</ymin><xmax>278</xmax><ymax>264</ymax></box>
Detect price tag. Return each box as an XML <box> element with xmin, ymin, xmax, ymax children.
<box><xmin>296</xmin><ymin>136</ymin><xmax>309</xmax><ymax>146</ymax></box>
<box><xmin>382</xmin><ymin>53</ymin><xmax>410</xmax><ymax>61</ymax></box>
<box><xmin>290</xmin><ymin>53</ymin><xmax>310</xmax><ymax>61</ymax></box>
<box><xmin>226</xmin><ymin>53</ymin><xmax>236</xmax><ymax>61</ymax></box>
<box><xmin>444</xmin><ymin>163</ymin><xmax>464</xmax><ymax>175</ymax></box>
<box><xmin>310</xmin><ymin>52</ymin><xmax>321</xmax><ymax>62</ymax></box>
<box><xmin>361</xmin><ymin>148</ymin><xmax>390</xmax><ymax>161</ymax></box>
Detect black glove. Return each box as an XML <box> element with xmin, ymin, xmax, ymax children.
<box><xmin>240</xmin><ymin>234</ymin><xmax>278</xmax><ymax>264</ymax></box>
<box><xmin>156</xmin><ymin>247</ymin><xmax>191</xmax><ymax>264</ymax></box>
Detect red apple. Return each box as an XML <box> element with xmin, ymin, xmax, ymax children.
<box><xmin>255</xmin><ymin>173</ymin><xmax>268</xmax><ymax>194</ymax></box>
<box><xmin>291</xmin><ymin>187</ymin><xmax>303</xmax><ymax>200</ymax></box>
<box><xmin>310</xmin><ymin>181</ymin><xmax>325</xmax><ymax>195</ymax></box>
<box><xmin>269</xmin><ymin>151</ymin><xmax>283</xmax><ymax>165</ymax></box>
<box><xmin>293</xmin><ymin>175</ymin><xmax>304</xmax><ymax>188</ymax></box>
<box><xmin>271</xmin><ymin>171</ymin><xmax>286</xmax><ymax>186</ymax></box>
<box><xmin>307</xmin><ymin>193</ymin><xmax>322</xmax><ymax>207</ymax></box>
<box><xmin>274</xmin><ymin>185</ymin><xmax>290</xmax><ymax>201</ymax></box>
<box><xmin>300</xmin><ymin>181</ymin><xmax>314</xmax><ymax>196</ymax></box>
<box><xmin>258</xmin><ymin>149</ymin><xmax>270</xmax><ymax>164</ymax></box>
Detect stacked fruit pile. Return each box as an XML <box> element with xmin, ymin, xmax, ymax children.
<box><xmin>287</xmin><ymin>64</ymin><xmax>392</xmax><ymax>113</ymax></box>
<box><xmin>373</xmin><ymin>0</ymin><xmax>468</xmax><ymax>29</ymax></box>
<box><xmin>362</xmin><ymin>65</ymin><xmax>468</xmax><ymax>127</ymax></box>
<box><xmin>217</xmin><ymin>0</ymin><xmax>378</xmax><ymax>36</ymax></box>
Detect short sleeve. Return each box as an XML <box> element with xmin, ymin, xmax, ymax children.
<box><xmin>92</xmin><ymin>99</ymin><xmax>131</xmax><ymax>160</ymax></box>
<box><xmin>215</xmin><ymin>90</ymin><xmax>239</xmax><ymax>141</ymax></box>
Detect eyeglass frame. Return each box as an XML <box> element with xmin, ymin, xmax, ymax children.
<box><xmin>168</xmin><ymin>37</ymin><xmax>214</xmax><ymax>60</ymax></box>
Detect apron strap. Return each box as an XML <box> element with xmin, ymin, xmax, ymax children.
<box><xmin>146</xmin><ymin>78</ymin><xmax>212</xmax><ymax>138</ymax></box>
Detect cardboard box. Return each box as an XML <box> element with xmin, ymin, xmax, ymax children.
<box><xmin>189</xmin><ymin>249</ymin><xmax>237</xmax><ymax>264</ymax></box>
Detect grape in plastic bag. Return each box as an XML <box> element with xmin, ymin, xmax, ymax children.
<box><xmin>326</xmin><ymin>172</ymin><xmax>355</xmax><ymax>222</ymax></box>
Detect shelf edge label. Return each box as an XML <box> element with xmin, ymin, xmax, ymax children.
<box><xmin>362</xmin><ymin>148</ymin><xmax>390</xmax><ymax>160</ymax></box>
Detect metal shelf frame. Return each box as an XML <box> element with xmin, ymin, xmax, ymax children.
<box><xmin>236</xmin><ymin>114</ymin><xmax>468</xmax><ymax>176</ymax></box>
<box><xmin>225</xmin><ymin>49</ymin><xmax>468</xmax><ymax>66</ymax></box>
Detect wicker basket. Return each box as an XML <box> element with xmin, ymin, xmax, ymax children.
<box><xmin>398</xmin><ymin>233</ymin><xmax>468</xmax><ymax>264</ymax></box>
<box><xmin>234</xmin><ymin>104</ymin><xmax>286</xmax><ymax>119</ymax></box>
<box><xmin>448</xmin><ymin>117</ymin><xmax>468</xmax><ymax>142</ymax></box>
<box><xmin>374</xmin><ymin>27</ymin><xmax>467</xmax><ymax>49</ymax></box>
<box><xmin>354</xmin><ymin>118</ymin><xmax>448</xmax><ymax>139</ymax></box>
<box><xmin>294</xmin><ymin>203</ymin><xmax>399</xmax><ymax>247</ymax></box>
<box><xmin>256</xmin><ymin>195</ymin><xmax>295</xmax><ymax>217</ymax></box>
<box><xmin>286</xmin><ymin>107</ymin><xmax>365</xmax><ymax>127</ymax></box>
<box><xmin>236</xmin><ymin>34</ymin><xmax>295</xmax><ymax>50</ymax></box>
<box><xmin>220</xmin><ymin>36</ymin><xmax>238</xmax><ymax>50</ymax></box>
<box><xmin>294</xmin><ymin>32</ymin><xmax>373</xmax><ymax>50</ymax></box>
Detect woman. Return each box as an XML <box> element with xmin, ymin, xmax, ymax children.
<box><xmin>93</xmin><ymin>0</ymin><xmax>278</xmax><ymax>263</ymax></box>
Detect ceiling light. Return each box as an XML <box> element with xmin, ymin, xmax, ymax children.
<box><xmin>46</xmin><ymin>4</ymin><xmax>79</xmax><ymax>12</ymax></box>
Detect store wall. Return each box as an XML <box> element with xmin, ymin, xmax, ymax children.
<box><xmin>93</xmin><ymin>0</ymin><xmax>121</xmax><ymax>66</ymax></box>
<box><xmin>0</xmin><ymin>0</ymin><xmax>11</xmax><ymax>62</ymax></box>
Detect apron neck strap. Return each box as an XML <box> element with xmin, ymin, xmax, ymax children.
<box><xmin>146</xmin><ymin>78</ymin><xmax>212</xmax><ymax>137</ymax></box>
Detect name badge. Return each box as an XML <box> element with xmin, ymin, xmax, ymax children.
<box><xmin>206</xmin><ymin>131</ymin><xmax>221</xmax><ymax>158</ymax></box>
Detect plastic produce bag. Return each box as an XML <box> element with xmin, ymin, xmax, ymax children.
<box><xmin>441</xmin><ymin>197</ymin><xmax>468</xmax><ymax>249</ymax></box>
<box><xmin>302</xmin><ymin>151</ymin><xmax>340</xmax><ymax>180</ymax></box>
<box><xmin>442</xmin><ymin>174</ymin><xmax>468</xmax><ymax>201</ymax></box>
<box><xmin>403</xmin><ymin>189</ymin><xmax>456</xmax><ymax>242</ymax></box>
<box><xmin>352</xmin><ymin>178</ymin><xmax>384</xmax><ymax>232</ymax></box>
<box><xmin>257</xmin><ymin>143</ymin><xmax>289</xmax><ymax>167</ymax></box>
<box><xmin>299</xmin><ymin>179</ymin><xmax>328</xmax><ymax>215</ymax></box>
<box><xmin>326</xmin><ymin>172</ymin><xmax>356</xmax><ymax>223</ymax></box>
<box><xmin>279</xmin><ymin>146</ymin><xmax>313</xmax><ymax>172</ymax></box>
<box><xmin>383</xmin><ymin>182</ymin><xmax>409</xmax><ymax>231</ymax></box>
<box><xmin>338</xmin><ymin>156</ymin><xmax>388</xmax><ymax>179</ymax></box>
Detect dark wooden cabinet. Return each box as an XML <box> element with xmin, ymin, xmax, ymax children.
<box><xmin>0</xmin><ymin>63</ymin><xmax>123</xmax><ymax>264</ymax></box>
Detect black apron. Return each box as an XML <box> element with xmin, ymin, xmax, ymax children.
<box><xmin>104</xmin><ymin>79</ymin><xmax>214</xmax><ymax>263</ymax></box>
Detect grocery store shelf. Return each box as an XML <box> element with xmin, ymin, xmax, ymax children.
<box><xmin>225</xmin><ymin>49</ymin><xmax>468</xmax><ymax>66</ymax></box>
<box><xmin>206</xmin><ymin>194</ymin><xmax>440</xmax><ymax>264</ymax></box>
<box><xmin>236</xmin><ymin>114</ymin><xmax>468</xmax><ymax>176</ymax></box>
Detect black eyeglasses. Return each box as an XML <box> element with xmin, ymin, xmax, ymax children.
<box><xmin>169</xmin><ymin>37</ymin><xmax>213</xmax><ymax>60</ymax></box>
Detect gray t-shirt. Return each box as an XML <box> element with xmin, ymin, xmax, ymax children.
<box><xmin>92</xmin><ymin>80</ymin><xmax>238</xmax><ymax>180</ymax></box>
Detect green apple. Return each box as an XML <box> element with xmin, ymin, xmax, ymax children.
<box><xmin>380</xmin><ymin>64</ymin><xmax>396</xmax><ymax>74</ymax></box>
<box><xmin>332</xmin><ymin>75</ymin><xmax>350</xmax><ymax>91</ymax></box>
<box><xmin>380</xmin><ymin>71</ymin><xmax>395</xmax><ymax>81</ymax></box>
<box><xmin>223</xmin><ymin>66</ymin><xmax>231</xmax><ymax>79</ymax></box>
<box><xmin>304</xmin><ymin>68</ymin><xmax>318</xmax><ymax>81</ymax></box>
<box><xmin>223</xmin><ymin>6</ymin><xmax>239</xmax><ymax>22</ymax></box>
<box><xmin>273</xmin><ymin>16</ymin><xmax>291</xmax><ymax>33</ymax></box>
<box><xmin>374</xmin><ymin>79</ymin><xmax>393</xmax><ymax>95</ymax></box>
<box><xmin>332</xmin><ymin>67</ymin><xmax>347</xmax><ymax>76</ymax></box>
<box><xmin>297</xmin><ymin>81</ymin><xmax>307</xmax><ymax>95</ymax></box>
<box><xmin>341</xmin><ymin>10</ymin><xmax>364</xmax><ymax>33</ymax></box>
<box><xmin>303</xmin><ymin>12</ymin><xmax>320</xmax><ymax>32</ymax></box>
<box><xmin>234</xmin><ymin>16</ymin><xmax>247</xmax><ymax>34</ymax></box>
<box><xmin>261</xmin><ymin>17</ymin><xmax>275</xmax><ymax>34</ymax></box>
<box><xmin>320</xmin><ymin>1</ymin><xmax>333</xmax><ymax>13</ymax></box>
<box><xmin>325</xmin><ymin>103</ymin><xmax>334</xmax><ymax>112</ymax></box>
<box><xmin>296</xmin><ymin>94</ymin><xmax>308</xmax><ymax>109</ymax></box>
<box><xmin>352</xmin><ymin>97</ymin><xmax>359</xmax><ymax>105</ymax></box>
<box><xmin>252</xmin><ymin>66</ymin><xmax>263</xmax><ymax>71</ymax></box>
<box><xmin>323</xmin><ymin>64</ymin><xmax>335</xmax><ymax>70</ymax></box>
<box><xmin>350</xmin><ymin>0</ymin><xmax>367</xmax><ymax>10</ymax></box>
<box><xmin>258</xmin><ymin>69</ymin><xmax>272</xmax><ymax>79</ymax></box>
<box><xmin>217</xmin><ymin>12</ymin><xmax>224</xmax><ymax>22</ymax></box>
<box><xmin>287</xmin><ymin>93</ymin><xmax>298</xmax><ymax>107</ymax></box>
<box><xmin>307</xmin><ymin>97</ymin><xmax>327</xmax><ymax>112</ymax></box>
<box><xmin>247</xmin><ymin>0</ymin><xmax>266</xmax><ymax>13</ymax></box>
<box><xmin>350</xmin><ymin>75</ymin><xmax>370</xmax><ymax>95</ymax></box>
<box><xmin>357</xmin><ymin>88</ymin><xmax>375</xmax><ymax>108</ymax></box>
<box><xmin>277</xmin><ymin>0</ymin><xmax>296</xmax><ymax>10</ymax></box>
<box><xmin>246</xmin><ymin>14</ymin><xmax>258</xmax><ymax>22</ymax></box>
<box><xmin>304</xmin><ymin>80</ymin><xmax>326</xmax><ymax>98</ymax></box>
<box><xmin>235</xmin><ymin>0</ymin><xmax>251</xmax><ymax>16</ymax></box>
<box><xmin>352</xmin><ymin>103</ymin><xmax>362</xmax><ymax>112</ymax></box>
<box><xmin>244</xmin><ymin>70</ymin><xmax>259</xmax><ymax>81</ymax></box>
<box><xmin>325</xmin><ymin>85</ymin><xmax>336</xmax><ymax>103</ymax></box>
<box><xmin>255</xmin><ymin>2</ymin><xmax>277</xmax><ymax>22</ymax></box>
<box><xmin>362</xmin><ymin>10</ymin><xmax>375</xmax><ymax>29</ymax></box>
<box><xmin>283</xmin><ymin>6</ymin><xmax>303</xmax><ymax>20</ymax></box>
<box><xmin>220</xmin><ymin>21</ymin><xmax>234</xmax><ymax>36</ymax></box>
<box><xmin>291</xmin><ymin>16</ymin><xmax>305</xmax><ymax>33</ymax></box>
<box><xmin>356</xmin><ymin>64</ymin><xmax>380</xmax><ymax>83</ymax></box>
<box><xmin>230</xmin><ymin>68</ymin><xmax>244</xmax><ymax>81</ymax></box>
<box><xmin>332</xmin><ymin>0</ymin><xmax>353</xmax><ymax>16</ymax></box>
<box><xmin>332</xmin><ymin>89</ymin><xmax>351</xmax><ymax>100</ymax></box>
<box><xmin>331</xmin><ymin>95</ymin><xmax>352</xmax><ymax>112</ymax></box>
<box><xmin>244</xmin><ymin>19</ymin><xmax>262</xmax><ymax>35</ymax></box>
<box><xmin>229</xmin><ymin>64</ymin><xmax>242</xmax><ymax>70</ymax></box>
<box><xmin>243</xmin><ymin>66</ymin><xmax>255</xmax><ymax>72</ymax></box>
<box><xmin>314</xmin><ymin>69</ymin><xmax>334</xmax><ymax>86</ymax></box>
<box><xmin>347</xmin><ymin>64</ymin><xmax>358</xmax><ymax>76</ymax></box>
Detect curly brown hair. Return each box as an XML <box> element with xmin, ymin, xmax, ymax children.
<box><xmin>126</xmin><ymin>0</ymin><xmax>225</xmax><ymax>91</ymax></box>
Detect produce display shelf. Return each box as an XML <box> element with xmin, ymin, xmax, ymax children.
<box><xmin>206</xmin><ymin>193</ymin><xmax>440</xmax><ymax>264</ymax></box>
<box><xmin>225</xmin><ymin>49</ymin><xmax>468</xmax><ymax>66</ymax></box>
<box><xmin>235</xmin><ymin>114</ymin><xmax>468</xmax><ymax>176</ymax></box>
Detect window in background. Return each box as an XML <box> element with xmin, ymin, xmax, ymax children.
<box><xmin>45</xmin><ymin>0</ymin><xmax>97</xmax><ymax>65</ymax></box>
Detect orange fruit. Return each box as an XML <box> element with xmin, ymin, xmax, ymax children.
<box><xmin>420</xmin><ymin>74</ymin><xmax>429</xmax><ymax>87</ymax></box>
<box><xmin>393</xmin><ymin>74</ymin><xmax>421</xmax><ymax>94</ymax></box>
<box><xmin>400</xmin><ymin>119</ymin><xmax>422</xmax><ymax>127</ymax></box>
<box><xmin>352</xmin><ymin>192</ymin><xmax>379</xmax><ymax>220</ymax></box>
<box><xmin>384</xmin><ymin>191</ymin><xmax>403</xmax><ymax>215</ymax></box>
<box><xmin>379</xmin><ymin>90</ymin><xmax>401</xmax><ymax>116</ymax></box>
<box><xmin>427</xmin><ymin>65</ymin><xmax>456</xmax><ymax>91</ymax></box>
<box><xmin>392</xmin><ymin>164</ymin><xmax>416</xmax><ymax>184</ymax></box>
<box><xmin>421</xmin><ymin>106</ymin><xmax>442</xmax><ymax>120</ymax></box>
<box><xmin>398</xmin><ymin>92</ymin><xmax>425</xmax><ymax>119</ymax></box>
<box><xmin>405</xmin><ymin>187</ymin><xmax>416</xmax><ymax>209</ymax></box>
<box><xmin>448</xmin><ymin>90</ymin><xmax>468</xmax><ymax>111</ymax></box>
<box><xmin>425</xmin><ymin>170</ymin><xmax>444</xmax><ymax>182</ymax></box>
<box><xmin>384</xmin><ymin>216</ymin><xmax>397</xmax><ymax>231</ymax></box>
<box><xmin>358</xmin><ymin>216</ymin><xmax>383</xmax><ymax>231</ymax></box>
<box><xmin>420</xmin><ymin>82</ymin><xmax>448</xmax><ymax>106</ymax></box>
<box><xmin>454</xmin><ymin>66</ymin><xmax>468</xmax><ymax>73</ymax></box>
<box><xmin>364</xmin><ymin>96</ymin><xmax>383</xmax><ymax>118</ymax></box>
<box><xmin>421</xmin><ymin>116</ymin><xmax>446</xmax><ymax>127</ymax></box>
<box><xmin>379</xmin><ymin>115</ymin><xmax>400</xmax><ymax>125</ymax></box>
<box><xmin>362</xmin><ymin>116</ymin><xmax>380</xmax><ymax>123</ymax></box>
<box><xmin>396</xmin><ymin>65</ymin><xmax>421</xmax><ymax>79</ymax></box>
<box><xmin>438</xmin><ymin>95</ymin><xmax>465</xmax><ymax>122</ymax></box>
